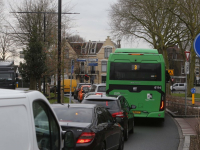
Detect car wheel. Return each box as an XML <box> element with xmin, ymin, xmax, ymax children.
<box><xmin>117</xmin><ymin>133</ymin><xmax>124</xmax><ymax>150</ymax></box>
<box><xmin>130</xmin><ymin>120</ymin><xmax>134</xmax><ymax>134</ymax></box>
<box><xmin>124</xmin><ymin>124</ymin><xmax>129</xmax><ymax>141</ymax></box>
<box><xmin>101</xmin><ymin>142</ymin><xmax>106</xmax><ymax>150</ymax></box>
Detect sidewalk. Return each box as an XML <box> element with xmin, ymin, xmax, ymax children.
<box><xmin>167</xmin><ymin>109</ymin><xmax>199</xmax><ymax>150</ymax></box>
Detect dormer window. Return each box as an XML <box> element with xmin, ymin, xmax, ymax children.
<box><xmin>90</xmin><ymin>48</ymin><xmax>95</xmax><ymax>54</ymax></box>
<box><xmin>81</xmin><ymin>48</ymin><xmax>86</xmax><ymax>54</ymax></box>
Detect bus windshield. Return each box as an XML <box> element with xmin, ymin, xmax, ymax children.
<box><xmin>110</xmin><ymin>62</ymin><xmax>161</xmax><ymax>81</ymax></box>
<box><xmin>0</xmin><ymin>73</ymin><xmax>13</xmax><ymax>80</ymax></box>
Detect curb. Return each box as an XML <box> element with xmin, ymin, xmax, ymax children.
<box><xmin>166</xmin><ymin>109</ymin><xmax>191</xmax><ymax>150</ymax></box>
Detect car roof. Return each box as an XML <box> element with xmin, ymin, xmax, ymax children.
<box><xmin>0</xmin><ymin>89</ymin><xmax>48</xmax><ymax>102</ymax></box>
<box><xmin>84</xmin><ymin>94</ymin><xmax>120</xmax><ymax>100</ymax></box>
<box><xmin>78</xmin><ymin>83</ymin><xmax>91</xmax><ymax>85</ymax></box>
<box><xmin>92</xmin><ymin>83</ymin><xmax>106</xmax><ymax>86</ymax></box>
<box><xmin>51</xmin><ymin>103</ymin><xmax>98</xmax><ymax>109</ymax></box>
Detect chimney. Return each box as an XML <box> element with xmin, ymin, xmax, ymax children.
<box><xmin>117</xmin><ymin>40</ymin><xmax>121</xmax><ymax>48</ymax></box>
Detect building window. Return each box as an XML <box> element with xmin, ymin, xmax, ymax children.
<box><xmin>104</xmin><ymin>47</ymin><xmax>112</xmax><ymax>58</ymax></box>
<box><xmin>91</xmin><ymin>65</ymin><xmax>95</xmax><ymax>74</ymax></box>
<box><xmin>65</xmin><ymin>49</ymin><xmax>69</xmax><ymax>58</ymax></box>
<box><xmin>81</xmin><ymin>48</ymin><xmax>86</xmax><ymax>54</ymax></box>
<box><xmin>81</xmin><ymin>62</ymin><xmax>85</xmax><ymax>74</ymax></box>
<box><xmin>195</xmin><ymin>59</ymin><xmax>199</xmax><ymax>66</ymax></box>
<box><xmin>196</xmin><ymin>68</ymin><xmax>199</xmax><ymax>75</ymax></box>
<box><xmin>172</xmin><ymin>53</ymin><xmax>177</xmax><ymax>59</ymax></box>
<box><xmin>90</xmin><ymin>48</ymin><xmax>95</xmax><ymax>54</ymax></box>
<box><xmin>102</xmin><ymin>61</ymin><xmax>107</xmax><ymax>72</ymax></box>
<box><xmin>101</xmin><ymin>76</ymin><xmax>106</xmax><ymax>83</ymax></box>
<box><xmin>181</xmin><ymin>64</ymin><xmax>185</xmax><ymax>74</ymax></box>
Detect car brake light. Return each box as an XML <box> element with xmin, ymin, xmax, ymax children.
<box><xmin>112</xmin><ymin>112</ymin><xmax>124</xmax><ymax>118</ymax></box>
<box><xmin>95</xmin><ymin>93</ymin><xmax>102</xmax><ymax>95</ymax></box>
<box><xmin>77</xmin><ymin>132</ymin><xmax>95</xmax><ymax>144</ymax></box>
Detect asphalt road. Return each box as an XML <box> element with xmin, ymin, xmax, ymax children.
<box><xmin>124</xmin><ymin>114</ymin><xmax>179</xmax><ymax>150</ymax></box>
<box><xmin>70</xmin><ymin>96</ymin><xmax>180</xmax><ymax>150</ymax></box>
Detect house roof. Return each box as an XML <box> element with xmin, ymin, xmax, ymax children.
<box><xmin>69</xmin><ymin>41</ymin><xmax>104</xmax><ymax>55</ymax></box>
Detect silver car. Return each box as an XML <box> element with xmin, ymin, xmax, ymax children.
<box><xmin>86</xmin><ymin>83</ymin><xmax>106</xmax><ymax>96</ymax></box>
<box><xmin>170</xmin><ymin>83</ymin><xmax>186</xmax><ymax>91</ymax></box>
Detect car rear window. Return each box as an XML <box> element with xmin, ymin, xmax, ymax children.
<box><xmin>53</xmin><ymin>107</ymin><xmax>93</xmax><ymax>123</ymax></box>
<box><xmin>97</xmin><ymin>86</ymin><xmax>106</xmax><ymax>92</ymax></box>
<box><xmin>78</xmin><ymin>84</ymin><xmax>91</xmax><ymax>89</ymax></box>
<box><xmin>82</xmin><ymin>99</ymin><xmax>119</xmax><ymax>110</ymax></box>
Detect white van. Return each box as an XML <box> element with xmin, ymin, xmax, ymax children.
<box><xmin>170</xmin><ymin>83</ymin><xmax>187</xmax><ymax>91</ymax></box>
<box><xmin>0</xmin><ymin>89</ymin><xmax>75</xmax><ymax>150</ymax></box>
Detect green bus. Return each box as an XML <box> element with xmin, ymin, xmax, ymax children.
<box><xmin>106</xmin><ymin>48</ymin><xmax>167</xmax><ymax>120</ymax></box>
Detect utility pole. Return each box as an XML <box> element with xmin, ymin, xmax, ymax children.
<box><xmin>58</xmin><ymin>0</ymin><xmax>62</xmax><ymax>103</ymax></box>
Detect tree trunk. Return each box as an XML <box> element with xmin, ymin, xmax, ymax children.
<box><xmin>30</xmin><ymin>76</ymin><xmax>36</xmax><ymax>90</ymax></box>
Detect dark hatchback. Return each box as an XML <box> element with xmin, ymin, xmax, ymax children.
<box><xmin>52</xmin><ymin>104</ymin><xmax>124</xmax><ymax>150</ymax></box>
<box><xmin>74</xmin><ymin>83</ymin><xmax>91</xmax><ymax>99</ymax></box>
<box><xmin>82</xmin><ymin>95</ymin><xmax>136</xmax><ymax>141</ymax></box>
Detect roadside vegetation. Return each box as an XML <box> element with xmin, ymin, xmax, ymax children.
<box><xmin>166</xmin><ymin>94</ymin><xmax>200</xmax><ymax>150</ymax></box>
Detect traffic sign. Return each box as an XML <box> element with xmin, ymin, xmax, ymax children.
<box><xmin>184</xmin><ymin>51</ymin><xmax>190</xmax><ymax>61</ymax></box>
<box><xmin>167</xmin><ymin>69</ymin><xmax>174</xmax><ymax>76</ymax></box>
<box><xmin>191</xmin><ymin>88</ymin><xmax>196</xmax><ymax>94</ymax></box>
<box><xmin>194</xmin><ymin>33</ymin><xmax>200</xmax><ymax>58</ymax></box>
<box><xmin>185</xmin><ymin>62</ymin><xmax>189</xmax><ymax>74</ymax></box>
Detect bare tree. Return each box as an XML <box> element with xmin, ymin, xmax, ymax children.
<box><xmin>109</xmin><ymin>0</ymin><xmax>181</xmax><ymax>68</ymax></box>
<box><xmin>169</xmin><ymin>0</ymin><xmax>200</xmax><ymax>96</ymax></box>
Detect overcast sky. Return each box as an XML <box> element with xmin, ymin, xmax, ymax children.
<box><xmin>4</xmin><ymin>0</ymin><xmax>151</xmax><ymax>49</ymax></box>
<box><xmin>67</xmin><ymin>0</ymin><xmax>150</xmax><ymax>48</ymax></box>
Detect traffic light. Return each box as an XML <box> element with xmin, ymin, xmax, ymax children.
<box><xmin>85</xmin><ymin>74</ymin><xmax>89</xmax><ymax>81</ymax></box>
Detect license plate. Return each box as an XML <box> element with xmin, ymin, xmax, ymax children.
<box><xmin>133</xmin><ymin>111</ymin><xmax>141</xmax><ymax>114</ymax></box>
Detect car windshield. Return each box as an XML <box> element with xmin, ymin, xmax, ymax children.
<box><xmin>53</xmin><ymin>107</ymin><xmax>93</xmax><ymax>123</ymax></box>
<box><xmin>97</xmin><ymin>86</ymin><xmax>106</xmax><ymax>92</ymax></box>
<box><xmin>82</xmin><ymin>99</ymin><xmax>119</xmax><ymax>110</ymax></box>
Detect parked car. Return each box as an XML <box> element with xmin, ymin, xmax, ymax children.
<box><xmin>74</xmin><ymin>83</ymin><xmax>91</xmax><ymax>99</ymax></box>
<box><xmin>77</xmin><ymin>85</ymin><xmax>91</xmax><ymax>102</ymax></box>
<box><xmin>0</xmin><ymin>89</ymin><xmax>75</xmax><ymax>150</ymax></box>
<box><xmin>82</xmin><ymin>94</ymin><xmax>136</xmax><ymax>141</ymax></box>
<box><xmin>170</xmin><ymin>83</ymin><xmax>187</xmax><ymax>91</ymax></box>
<box><xmin>52</xmin><ymin>103</ymin><xmax>124</xmax><ymax>150</ymax></box>
<box><xmin>86</xmin><ymin>83</ymin><xmax>106</xmax><ymax>96</ymax></box>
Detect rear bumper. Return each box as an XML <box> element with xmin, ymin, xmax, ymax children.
<box><xmin>133</xmin><ymin>110</ymin><xmax>165</xmax><ymax>118</ymax></box>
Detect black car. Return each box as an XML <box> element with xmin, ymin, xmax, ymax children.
<box><xmin>52</xmin><ymin>103</ymin><xmax>124</xmax><ymax>150</ymax></box>
<box><xmin>74</xmin><ymin>83</ymin><xmax>91</xmax><ymax>99</ymax></box>
<box><xmin>82</xmin><ymin>95</ymin><xmax>136</xmax><ymax>141</ymax></box>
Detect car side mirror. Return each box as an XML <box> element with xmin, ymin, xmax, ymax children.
<box><xmin>130</xmin><ymin>105</ymin><xmax>136</xmax><ymax>109</ymax></box>
<box><xmin>63</xmin><ymin>130</ymin><xmax>76</xmax><ymax>150</ymax></box>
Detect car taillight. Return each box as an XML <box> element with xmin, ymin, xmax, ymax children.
<box><xmin>95</xmin><ymin>93</ymin><xmax>102</xmax><ymax>95</ymax></box>
<box><xmin>112</xmin><ymin>112</ymin><xmax>124</xmax><ymax>118</ymax></box>
<box><xmin>77</xmin><ymin>132</ymin><xmax>95</xmax><ymax>144</ymax></box>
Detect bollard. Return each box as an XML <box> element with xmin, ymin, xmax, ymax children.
<box><xmin>192</xmin><ymin>93</ymin><xmax>195</xmax><ymax>105</ymax></box>
<box><xmin>16</xmin><ymin>82</ymin><xmax>18</xmax><ymax>88</ymax></box>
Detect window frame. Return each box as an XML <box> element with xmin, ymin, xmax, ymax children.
<box><xmin>32</xmin><ymin>99</ymin><xmax>61</xmax><ymax>150</ymax></box>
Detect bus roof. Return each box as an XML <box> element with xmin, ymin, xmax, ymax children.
<box><xmin>114</xmin><ymin>48</ymin><xmax>158</xmax><ymax>54</ymax></box>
